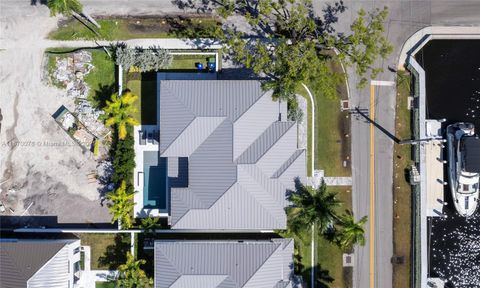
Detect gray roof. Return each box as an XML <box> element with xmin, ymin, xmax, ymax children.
<box><xmin>154</xmin><ymin>239</ymin><xmax>294</xmax><ymax>288</ymax></box>
<box><xmin>0</xmin><ymin>239</ymin><xmax>71</xmax><ymax>288</ymax></box>
<box><xmin>158</xmin><ymin>80</ymin><xmax>306</xmax><ymax>230</ymax></box>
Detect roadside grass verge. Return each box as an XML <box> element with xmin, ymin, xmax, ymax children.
<box><xmin>303</xmin><ymin>59</ymin><xmax>351</xmax><ymax>177</ymax></box>
<box><xmin>79</xmin><ymin>233</ymin><xmax>130</xmax><ymax>270</ymax></box>
<box><xmin>318</xmin><ymin>185</ymin><xmax>353</xmax><ymax>288</ymax></box>
<box><xmin>281</xmin><ymin>185</ymin><xmax>352</xmax><ymax>288</ymax></box>
<box><xmin>392</xmin><ymin>71</ymin><xmax>413</xmax><ymax>288</ymax></box>
<box><xmin>49</xmin><ymin>17</ymin><xmax>220</xmax><ymax>41</ymax></box>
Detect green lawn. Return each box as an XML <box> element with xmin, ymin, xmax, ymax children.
<box><xmin>95</xmin><ymin>282</ymin><xmax>116</xmax><ymax>288</ymax></box>
<box><xmin>49</xmin><ymin>17</ymin><xmax>220</xmax><ymax>41</ymax></box>
<box><xmin>299</xmin><ymin>58</ymin><xmax>351</xmax><ymax>177</ymax></box>
<box><xmin>127</xmin><ymin>74</ymin><xmax>157</xmax><ymax>125</ymax></box>
<box><xmin>392</xmin><ymin>71</ymin><xmax>413</xmax><ymax>288</ymax></box>
<box><xmin>310</xmin><ymin>80</ymin><xmax>351</xmax><ymax>177</ymax></box>
<box><xmin>85</xmin><ymin>50</ymin><xmax>116</xmax><ymax>107</ymax></box>
<box><xmin>79</xmin><ymin>233</ymin><xmax>130</xmax><ymax>270</ymax></box>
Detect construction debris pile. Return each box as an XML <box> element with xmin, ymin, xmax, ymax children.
<box><xmin>75</xmin><ymin>99</ymin><xmax>110</xmax><ymax>139</ymax></box>
<box><xmin>55</xmin><ymin>106</ymin><xmax>95</xmax><ymax>152</ymax></box>
<box><xmin>52</xmin><ymin>50</ymin><xmax>93</xmax><ymax>98</ymax></box>
<box><xmin>50</xmin><ymin>50</ymin><xmax>110</xmax><ymax>157</ymax></box>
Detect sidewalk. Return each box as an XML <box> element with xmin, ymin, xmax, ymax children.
<box><xmin>307</xmin><ymin>169</ymin><xmax>352</xmax><ymax>188</ymax></box>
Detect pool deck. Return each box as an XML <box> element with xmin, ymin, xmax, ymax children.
<box><xmin>133</xmin><ymin>124</ymin><xmax>167</xmax><ymax>218</ymax></box>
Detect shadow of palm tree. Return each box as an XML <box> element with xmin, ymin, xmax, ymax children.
<box><xmin>98</xmin><ymin>234</ymin><xmax>130</xmax><ymax>270</ymax></box>
<box><xmin>92</xmin><ymin>83</ymin><xmax>116</xmax><ymax>110</ymax></box>
<box><xmin>304</xmin><ymin>264</ymin><xmax>335</xmax><ymax>288</ymax></box>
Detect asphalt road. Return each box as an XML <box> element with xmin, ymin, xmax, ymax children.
<box><xmin>317</xmin><ymin>1</ymin><xmax>480</xmax><ymax>288</ymax></box>
<box><xmin>2</xmin><ymin>0</ymin><xmax>480</xmax><ymax>287</ymax></box>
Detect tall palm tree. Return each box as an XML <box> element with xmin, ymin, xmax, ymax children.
<box><xmin>117</xmin><ymin>252</ymin><xmax>152</xmax><ymax>288</ymax></box>
<box><xmin>47</xmin><ymin>0</ymin><xmax>82</xmax><ymax>16</ymax></box>
<box><xmin>106</xmin><ymin>181</ymin><xmax>135</xmax><ymax>229</ymax></box>
<box><xmin>103</xmin><ymin>91</ymin><xmax>139</xmax><ymax>140</ymax></box>
<box><xmin>336</xmin><ymin>210</ymin><xmax>368</xmax><ymax>251</ymax></box>
<box><xmin>287</xmin><ymin>180</ymin><xmax>342</xmax><ymax>234</ymax></box>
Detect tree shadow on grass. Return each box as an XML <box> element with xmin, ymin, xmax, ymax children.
<box><xmin>304</xmin><ymin>264</ymin><xmax>335</xmax><ymax>288</ymax></box>
<box><xmin>91</xmin><ymin>83</ymin><xmax>116</xmax><ymax>110</ymax></box>
<box><xmin>98</xmin><ymin>234</ymin><xmax>130</xmax><ymax>270</ymax></box>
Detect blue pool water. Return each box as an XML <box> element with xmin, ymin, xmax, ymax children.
<box><xmin>143</xmin><ymin>155</ymin><xmax>167</xmax><ymax>210</ymax></box>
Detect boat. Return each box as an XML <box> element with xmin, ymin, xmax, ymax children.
<box><xmin>446</xmin><ymin>122</ymin><xmax>480</xmax><ymax>217</ymax></box>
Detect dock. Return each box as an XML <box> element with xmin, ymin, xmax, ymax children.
<box><xmin>424</xmin><ymin>120</ymin><xmax>446</xmax><ymax>217</ymax></box>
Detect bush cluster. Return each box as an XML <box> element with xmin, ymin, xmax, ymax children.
<box><xmin>110</xmin><ymin>127</ymin><xmax>135</xmax><ymax>190</ymax></box>
<box><xmin>114</xmin><ymin>45</ymin><xmax>173</xmax><ymax>72</ymax></box>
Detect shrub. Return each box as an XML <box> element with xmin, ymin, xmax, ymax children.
<box><xmin>114</xmin><ymin>44</ymin><xmax>173</xmax><ymax>72</ymax></box>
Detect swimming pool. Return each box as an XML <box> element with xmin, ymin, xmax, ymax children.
<box><xmin>143</xmin><ymin>152</ymin><xmax>168</xmax><ymax>210</ymax></box>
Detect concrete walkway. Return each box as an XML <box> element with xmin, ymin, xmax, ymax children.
<box><xmin>308</xmin><ymin>170</ymin><xmax>352</xmax><ymax>187</ymax></box>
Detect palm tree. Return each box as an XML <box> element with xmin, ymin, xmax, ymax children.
<box><xmin>287</xmin><ymin>180</ymin><xmax>342</xmax><ymax>234</ymax></box>
<box><xmin>47</xmin><ymin>0</ymin><xmax>82</xmax><ymax>16</ymax></box>
<box><xmin>47</xmin><ymin>0</ymin><xmax>101</xmax><ymax>29</ymax></box>
<box><xmin>103</xmin><ymin>91</ymin><xmax>139</xmax><ymax>140</ymax></box>
<box><xmin>140</xmin><ymin>217</ymin><xmax>159</xmax><ymax>236</ymax></box>
<box><xmin>117</xmin><ymin>252</ymin><xmax>152</xmax><ymax>288</ymax></box>
<box><xmin>106</xmin><ymin>181</ymin><xmax>135</xmax><ymax>229</ymax></box>
<box><xmin>336</xmin><ymin>210</ymin><xmax>368</xmax><ymax>251</ymax></box>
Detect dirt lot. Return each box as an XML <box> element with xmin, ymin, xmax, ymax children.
<box><xmin>0</xmin><ymin>5</ymin><xmax>110</xmax><ymax>224</ymax></box>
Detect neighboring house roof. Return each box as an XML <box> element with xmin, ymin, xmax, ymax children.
<box><xmin>154</xmin><ymin>239</ymin><xmax>294</xmax><ymax>288</ymax></box>
<box><xmin>159</xmin><ymin>80</ymin><xmax>306</xmax><ymax>229</ymax></box>
<box><xmin>0</xmin><ymin>239</ymin><xmax>74</xmax><ymax>288</ymax></box>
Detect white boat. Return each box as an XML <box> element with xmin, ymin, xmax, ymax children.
<box><xmin>446</xmin><ymin>123</ymin><xmax>480</xmax><ymax>217</ymax></box>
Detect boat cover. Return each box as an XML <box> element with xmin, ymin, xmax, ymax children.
<box><xmin>463</xmin><ymin>136</ymin><xmax>480</xmax><ymax>173</ymax></box>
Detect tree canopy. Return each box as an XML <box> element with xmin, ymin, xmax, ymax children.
<box><xmin>106</xmin><ymin>180</ymin><xmax>135</xmax><ymax>229</ymax></box>
<box><xmin>103</xmin><ymin>91</ymin><xmax>139</xmax><ymax>140</ymax></box>
<box><xmin>178</xmin><ymin>0</ymin><xmax>392</xmax><ymax>101</ymax></box>
<box><xmin>336</xmin><ymin>210</ymin><xmax>368</xmax><ymax>251</ymax></box>
<box><xmin>287</xmin><ymin>179</ymin><xmax>342</xmax><ymax>234</ymax></box>
<box><xmin>47</xmin><ymin>0</ymin><xmax>83</xmax><ymax>16</ymax></box>
<box><xmin>117</xmin><ymin>252</ymin><xmax>152</xmax><ymax>288</ymax></box>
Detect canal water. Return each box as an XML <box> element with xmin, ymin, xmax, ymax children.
<box><xmin>417</xmin><ymin>40</ymin><xmax>480</xmax><ymax>288</ymax></box>
<box><xmin>416</xmin><ymin>40</ymin><xmax>480</xmax><ymax>128</ymax></box>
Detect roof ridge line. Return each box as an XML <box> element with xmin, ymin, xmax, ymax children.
<box><xmin>160</xmin><ymin>84</ymin><xmax>197</xmax><ymax>154</ymax></box>
<box><xmin>236</xmin><ymin>121</ymin><xmax>296</xmax><ymax>164</ymax></box>
<box><xmin>240</xmin><ymin>241</ymin><xmax>283</xmax><ymax>287</ymax></box>
<box><xmin>232</xmin><ymin>89</ymin><xmax>272</xmax><ymax>123</ymax></box>
<box><xmin>271</xmin><ymin>149</ymin><xmax>305</xmax><ymax>179</ymax></box>
<box><xmin>236</xmin><ymin>172</ymin><xmax>285</xmax><ymax>227</ymax></box>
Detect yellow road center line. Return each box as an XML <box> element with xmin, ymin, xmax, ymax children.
<box><xmin>369</xmin><ymin>84</ymin><xmax>376</xmax><ymax>288</ymax></box>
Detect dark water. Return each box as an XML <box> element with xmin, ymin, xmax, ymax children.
<box><xmin>418</xmin><ymin>40</ymin><xmax>480</xmax><ymax>287</ymax></box>
<box><xmin>416</xmin><ymin>40</ymin><xmax>480</xmax><ymax>128</ymax></box>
